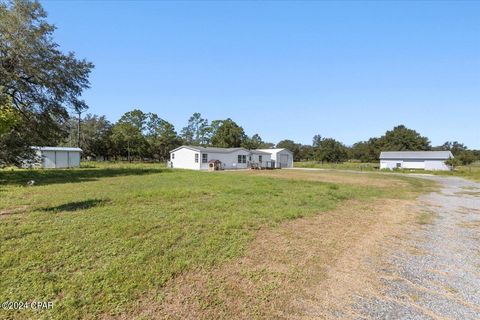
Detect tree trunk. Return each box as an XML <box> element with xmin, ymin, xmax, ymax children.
<box><xmin>127</xmin><ymin>140</ymin><xmax>131</xmax><ymax>162</ymax></box>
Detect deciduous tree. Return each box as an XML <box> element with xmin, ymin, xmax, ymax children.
<box><xmin>0</xmin><ymin>0</ymin><xmax>93</xmax><ymax>165</ymax></box>
<box><xmin>377</xmin><ymin>125</ymin><xmax>430</xmax><ymax>152</ymax></box>
<box><xmin>210</xmin><ymin>118</ymin><xmax>246</xmax><ymax>148</ymax></box>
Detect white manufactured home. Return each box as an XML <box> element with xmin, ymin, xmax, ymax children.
<box><xmin>380</xmin><ymin>151</ymin><xmax>453</xmax><ymax>171</ymax></box>
<box><xmin>29</xmin><ymin>146</ymin><xmax>82</xmax><ymax>169</ymax></box>
<box><xmin>169</xmin><ymin>146</ymin><xmax>290</xmax><ymax>170</ymax></box>
<box><xmin>256</xmin><ymin>148</ymin><xmax>294</xmax><ymax>168</ymax></box>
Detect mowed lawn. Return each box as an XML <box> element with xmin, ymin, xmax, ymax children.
<box><xmin>0</xmin><ymin>164</ymin><xmax>432</xmax><ymax>319</ymax></box>
<box><xmin>295</xmin><ymin>161</ymin><xmax>480</xmax><ymax>182</ymax></box>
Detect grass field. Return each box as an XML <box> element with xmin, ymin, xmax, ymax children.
<box><xmin>294</xmin><ymin>161</ymin><xmax>379</xmax><ymax>171</ymax></box>
<box><xmin>0</xmin><ymin>163</ymin><xmax>434</xmax><ymax>319</ymax></box>
<box><xmin>295</xmin><ymin>161</ymin><xmax>480</xmax><ymax>181</ymax></box>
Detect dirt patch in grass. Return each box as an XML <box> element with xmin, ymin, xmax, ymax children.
<box><xmin>459</xmin><ymin>220</ymin><xmax>480</xmax><ymax>230</ymax></box>
<box><xmin>0</xmin><ymin>205</ymin><xmax>29</xmax><ymax>217</ymax></box>
<box><xmin>460</xmin><ymin>186</ymin><xmax>480</xmax><ymax>191</ymax></box>
<box><xmin>455</xmin><ymin>191</ymin><xmax>480</xmax><ymax>197</ymax></box>
<box><xmin>457</xmin><ymin>207</ymin><xmax>480</xmax><ymax>215</ymax></box>
<box><xmin>113</xmin><ymin>198</ymin><xmax>419</xmax><ymax>319</ymax></box>
<box><xmin>240</xmin><ymin>169</ymin><xmax>408</xmax><ymax>189</ymax></box>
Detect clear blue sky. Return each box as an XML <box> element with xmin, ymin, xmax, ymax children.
<box><xmin>41</xmin><ymin>0</ymin><xmax>480</xmax><ymax>148</ymax></box>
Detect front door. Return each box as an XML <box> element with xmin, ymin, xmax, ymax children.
<box><xmin>280</xmin><ymin>154</ymin><xmax>288</xmax><ymax>168</ymax></box>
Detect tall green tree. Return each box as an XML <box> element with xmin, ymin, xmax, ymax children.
<box><xmin>210</xmin><ymin>118</ymin><xmax>246</xmax><ymax>148</ymax></box>
<box><xmin>65</xmin><ymin>114</ymin><xmax>112</xmax><ymax>159</ymax></box>
<box><xmin>0</xmin><ymin>0</ymin><xmax>93</xmax><ymax>165</ymax></box>
<box><xmin>242</xmin><ymin>133</ymin><xmax>265</xmax><ymax>149</ymax></box>
<box><xmin>377</xmin><ymin>125</ymin><xmax>431</xmax><ymax>151</ymax></box>
<box><xmin>351</xmin><ymin>138</ymin><xmax>381</xmax><ymax>162</ymax></box>
<box><xmin>312</xmin><ymin>135</ymin><xmax>348</xmax><ymax>163</ymax></box>
<box><xmin>456</xmin><ymin>150</ymin><xmax>476</xmax><ymax>166</ymax></box>
<box><xmin>0</xmin><ymin>94</ymin><xmax>17</xmax><ymax>135</ymax></box>
<box><xmin>312</xmin><ymin>134</ymin><xmax>322</xmax><ymax>148</ymax></box>
<box><xmin>298</xmin><ymin>144</ymin><xmax>315</xmax><ymax>161</ymax></box>
<box><xmin>146</xmin><ymin>113</ymin><xmax>181</xmax><ymax>160</ymax></box>
<box><xmin>435</xmin><ymin>141</ymin><xmax>468</xmax><ymax>156</ymax></box>
<box><xmin>180</xmin><ymin>112</ymin><xmax>209</xmax><ymax>145</ymax></box>
<box><xmin>111</xmin><ymin>109</ymin><xmax>148</xmax><ymax>161</ymax></box>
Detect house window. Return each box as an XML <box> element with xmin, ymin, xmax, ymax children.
<box><xmin>259</xmin><ymin>155</ymin><xmax>262</xmax><ymax>162</ymax></box>
<box><xmin>249</xmin><ymin>155</ymin><xmax>252</xmax><ymax>161</ymax></box>
<box><xmin>171</xmin><ymin>153</ymin><xmax>175</xmax><ymax>159</ymax></box>
<box><xmin>238</xmin><ymin>155</ymin><xmax>246</xmax><ymax>164</ymax></box>
<box><xmin>202</xmin><ymin>153</ymin><xmax>208</xmax><ymax>163</ymax></box>
<box><xmin>195</xmin><ymin>154</ymin><xmax>199</xmax><ymax>163</ymax></box>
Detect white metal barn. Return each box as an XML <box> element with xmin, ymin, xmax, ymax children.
<box><xmin>32</xmin><ymin>147</ymin><xmax>82</xmax><ymax>169</ymax></box>
<box><xmin>169</xmin><ymin>146</ymin><xmax>272</xmax><ymax>170</ymax></box>
<box><xmin>256</xmin><ymin>148</ymin><xmax>294</xmax><ymax>168</ymax></box>
<box><xmin>379</xmin><ymin>151</ymin><xmax>453</xmax><ymax>171</ymax></box>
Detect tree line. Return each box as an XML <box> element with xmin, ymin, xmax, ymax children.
<box><xmin>1</xmin><ymin>0</ymin><xmax>478</xmax><ymax>167</ymax></box>
<box><xmin>61</xmin><ymin>110</ymin><xmax>480</xmax><ymax>167</ymax></box>
<box><xmin>61</xmin><ymin>111</ymin><xmax>276</xmax><ymax>162</ymax></box>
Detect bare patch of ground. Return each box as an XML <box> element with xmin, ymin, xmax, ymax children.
<box><xmin>113</xmin><ymin>198</ymin><xmax>418</xmax><ymax>320</ymax></box>
<box><xmin>355</xmin><ymin>176</ymin><xmax>480</xmax><ymax>320</ymax></box>
<box><xmin>459</xmin><ymin>220</ymin><xmax>480</xmax><ymax>229</ymax></box>
<box><xmin>456</xmin><ymin>206</ymin><xmax>480</xmax><ymax>215</ymax></box>
<box><xmin>455</xmin><ymin>190</ymin><xmax>480</xmax><ymax>197</ymax></box>
<box><xmin>241</xmin><ymin>169</ymin><xmax>409</xmax><ymax>189</ymax></box>
<box><xmin>0</xmin><ymin>205</ymin><xmax>29</xmax><ymax>217</ymax></box>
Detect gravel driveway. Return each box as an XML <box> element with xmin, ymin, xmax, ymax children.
<box><xmin>357</xmin><ymin>175</ymin><xmax>480</xmax><ymax>319</ymax></box>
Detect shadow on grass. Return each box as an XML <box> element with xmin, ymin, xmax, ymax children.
<box><xmin>0</xmin><ymin>167</ymin><xmax>169</xmax><ymax>189</ymax></box>
<box><xmin>39</xmin><ymin>199</ymin><xmax>109</xmax><ymax>213</ymax></box>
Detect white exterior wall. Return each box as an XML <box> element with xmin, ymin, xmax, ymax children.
<box><xmin>266</xmin><ymin>150</ymin><xmax>293</xmax><ymax>168</ymax></box>
<box><xmin>41</xmin><ymin>151</ymin><xmax>56</xmax><ymax>168</ymax></box>
<box><xmin>276</xmin><ymin>150</ymin><xmax>293</xmax><ymax>168</ymax></box>
<box><xmin>425</xmin><ymin>160</ymin><xmax>450</xmax><ymax>171</ymax></box>
<box><xmin>56</xmin><ymin>152</ymin><xmax>69</xmax><ymax>168</ymax></box>
<box><xmin>380</xmin><ymin>159</ymin><xmax>450</xmax><ymax>171</ymax></box>
<box><xmin>171</xmin><ymin>148</ymin><xmax>254</xmax><ymax>170</ymax></box>
<box><xmin>68</xmin><ymin>152</ymin><xmax>81</xmax><ymax>167</ymax></box>
<box><xmin>199</xmin><ymin>150</ymin><xmax>250</xmax><ymax>170</ymax></box>
<box><xmin>37</xmin><ymin>150</ymin><xmax>81</xmax><ymax>168</ymax></box>
<box><xmin>170</xmin><ymin>148</ymin><xmax>201</xmax><ymax>170</ymax></box>
<box><xmin>249</xmin><ymin>153</ymin><xmax>272</xmax><ymax>167</ymax></box>
<box><xmin>402</xmin><ymin>160</ymin><xmax>425</xmax><ymax>169</ymax></box>
<box><xmin>380</xmin><ymin>160</ymin><xmax>399</xmax><ymax>170</ymax></box>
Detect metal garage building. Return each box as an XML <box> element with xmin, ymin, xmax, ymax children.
<box><xmin>380</xmin><ymin>151</ymin><xmax>453</xmax><ymax>171</ymax></box>
<box><xmin>32</xmin><ymin>147</ymin><xmax>82</xmax><ymax>168</ymax></box>
<box><xmin>256</xmin><ymin>148</ymin><xmax>294</xmax><ymax>168</ymax></box>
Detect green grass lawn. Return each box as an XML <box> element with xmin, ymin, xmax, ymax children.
<box><xmin>0</xmin><ymin>163</ymin><xmax>431</xmax><ymax>319</ymax></box>
<box><xmin>294</xmin><ymin>161</ymin><xmax>379</xmax><ymax>171</ymax></box>
<box><xmin>429</xmin><ymin>163</ymin><xmax>480</xmax><ymax>181</ymax></box>
<box><xmin>295</xmin><ymin>161</ymin><xmax>480</xmax><ymax>182</ymax></box>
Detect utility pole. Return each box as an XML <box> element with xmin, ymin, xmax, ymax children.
<box><xmin>73</xmin><ymin>100</ymin><xmax>88</xmax><ymax>149</ymax></box>
<box><xmin>77</xmin><ymin>110</ymin><xmax>81</xmax><ymax>148</ymax></box>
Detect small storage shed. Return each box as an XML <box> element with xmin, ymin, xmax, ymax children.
<box><xmin>32</xmin><ymin>147</ymin><xmax>82</xmax><ymax>168</ymax></box>
<box><xmin>379</xmin><ymin>151</ymin><xmax>453</xmax><ymax>171</ymax></box>
<box><xmin>256</xmin><ymin>148</ymin><xmax>294</xmax><ymax>168</ymax></box>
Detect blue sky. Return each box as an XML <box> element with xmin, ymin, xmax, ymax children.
<box><xmin>41</xmin><ymin>1</ymin><xmax>479</xmax><ymax>148</ymax></box>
